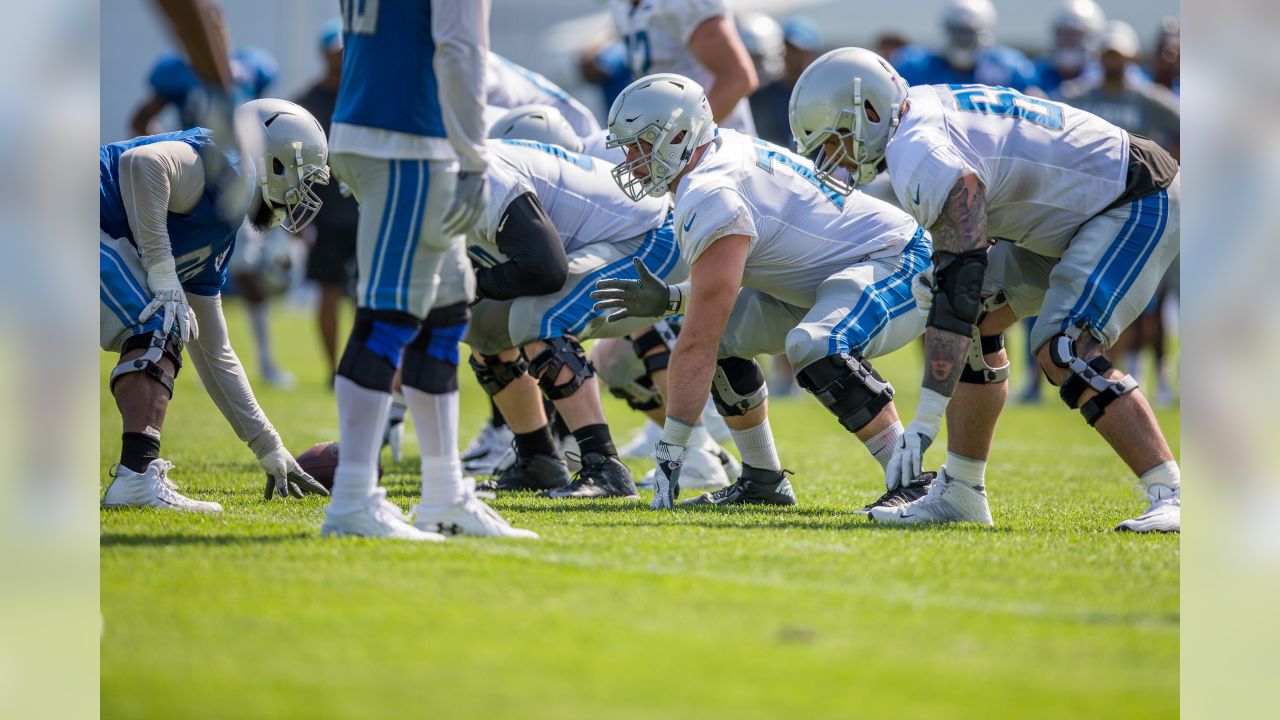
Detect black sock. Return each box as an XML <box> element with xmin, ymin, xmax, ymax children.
<box><xmin>490</xmin><ymin>398</ymin><xmax>506</xmax><ymax>429</ymax></box>
<box><xmin>514</xmin><ymin>425</ymin><xmax>557</xmax><ymax>458</ymax></box>
<box><xmin>573</xmin><ymin>424</ymin><xmax>617</xmax><ymax>458</ymax></box>
<box><xmin>120</xmin><ymin>431</ymin><xmax>161</xmax><ymax>473</ymax></box>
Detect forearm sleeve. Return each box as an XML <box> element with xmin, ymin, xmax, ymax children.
<box><xmin>117</xmin><ymin>142</ymin><xmax>206</xmax><ymax>270</ymax></box>
<box><xmin>185</xmin><ymin>294</ymin><xmax>279</xmax><ymax>450</ymax></box>
<box><xmin>432</xmin><ymin>0</ymin><xmax>490</xmax><ymax>172</ymax></box>
<box><xmin>475</xmin><ymin>193</ymin><xmax>569</xmax><ymax>301</ymax></box>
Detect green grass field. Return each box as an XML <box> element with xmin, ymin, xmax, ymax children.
<box><xmin>100</xmin><ymin>300</ymin><xmax>1179</xmax><ymax>719</ymax></box>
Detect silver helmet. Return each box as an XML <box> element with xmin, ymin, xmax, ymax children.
<box><xmin>488</xmin><ymin>104</ymin><xmax>584</xmax><ymax>153</ymax></box>
<box><xmin>235</xmin><ymin>98</ymin><xmax>330</xmax><ymax>233</ymax></box>
<box><xmin>789</xmin><ymin>47</ymin><xmax>908</xmax><ymax>194</ymax></box>
<box><xmin>606</xmin><ymin>73</ymin><xmax>716</xmax><ymax>201</ymax></box>
<box><xmin>942</xmin><ymin>0</ymin><xmax>997</xmax><ymax>69</ymax></box>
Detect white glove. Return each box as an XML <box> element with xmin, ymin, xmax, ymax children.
<box><xmin>139</xmin><ymin>259</ymin><xmax>198</xmax><ymax>343</ymax></box>
<box><xmin>650</xmin><ymin>440</ymin><xmax>686</xmax><ymax>510</ymax></box>
<box><xmin>251</xmin><ymin>434</ymin><xmax>329</xmax><ymax>500</ymax></box>
<box><xmin>885</xmin><ymin>388</ymin><xmax>949</xmax><ymax>490</ymax></box>
<box><xmin>441</xmin><ymin>171</ymin><xmax>487</xmax><ymax>237</ymax></box>
<box><xmin>911</xmin><ymin>266</ymin><xmax>935</xmax><ymax>314</ymax></box>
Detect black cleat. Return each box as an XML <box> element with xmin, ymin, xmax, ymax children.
<box><xmin>859</xmin><ymin>471</ymin><xmax>935</xmax><ymax>515</ymax></box>
<box><xmin>680</xmin><ymin>464</ymin><xmax>797</xmax><ymax>506</ymax></box>
<box><xmin>541</xmin><ymin>454</ymin><xmax>639</xmax><ymax>499</ymax></box>
<box><xmin>477</xmin><ymin>453</ymin><xmax>570</xmax><ymax>492</ymax></box>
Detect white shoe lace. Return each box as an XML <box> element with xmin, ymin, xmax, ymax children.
<box><xmin>459</xmin><ymin>481</ymin><xmax>512</xmax><ymax>530</ymax></box>
<box><xmin>1132</xmin><ymin>484</ymin><xmax>1180</xmax><ymax>513</ymax></box>
<box><xmin>151</xmin><ymin>461</ymin><xmax>184</xmax><ymax>498</ymax></box>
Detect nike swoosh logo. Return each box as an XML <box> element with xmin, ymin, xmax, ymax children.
<box><xmin>496</xmin><ymin>214</ymin><xmax>508</xmax><ymax>234</ymax></box>
<box><xmin>625</xmin><ymin>115</ymin><xmax>641</xmax><ymax>122</ymax></box>
<box><xmin>682</xmin><ymin>213</ymin><xmax>696</xmax><ymax>232</ymax></box>
<box><xmin>899</xmin><ymin>511</ymin><xmax>916</xmax><ymax>519</ymax></box>
<box><xmin>913</xmin><ymin>185</ymin><xmax>921</xmax><ymax>205</ymax></box>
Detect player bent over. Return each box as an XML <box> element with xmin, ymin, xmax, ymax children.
<box><xmin>789</xmin><ymin>48</ymin><xmax>1180</xmax><ymax>531</ymax></box>
<box><xmin>100</xmin><ymin>99</ymin><xmax>329</xmax><ymax>512</ymax></box>
<box><xmin>463</xmin><ymin>111</ymin><xmax>687</xmax><ymax>498</ymax></box>
<box><xmin>596</xmin><ymin>74</ymin><xmax>931</xmax><ymax>510</ymax></box>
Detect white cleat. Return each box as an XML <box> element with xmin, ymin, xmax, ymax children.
<box><xmin>637</xmin><ymin>440</ymin><xmax>731</xmax><ymax>490</ymax></box>
<box><xmin>321</xmin><ymin>488</ymin><xmax>446</xmax><ymax>541</ymax></box>
<box><xmin>101</xmin><ymin>459</ymin><xmax>224</xmax><ymax>513</ymax></box>
<box><xmin>561</xmin><ymin>433</ymin><xmax>582</xmax><ymax>473</ymax></box>
<box><xmin>461</xmin><ymin>422</ymin><xmax>516</xmax><ymax>475</ymax></box>
<box><xmin>383</xmin><ymin>400</ymin><xmax>407</xmax><ymax>462</ymax></box>
<box><xmin>701</xmin><ymin>398</ymin><xmax>733</xmax><ymax>445</ymax></box>
<box><xmin>618</xmin><ymin>421</ymin><xmax>662</xmax><ymax>459</ymax></box>
<box><xmin>1116</xmin><ymin>484</ymin><xmax>1180</xmax><ymax>533</ymax></box>
<box><xmin>412</xmin><ymin>480</ymin><xmax>538</xmax><ymax>539</ymax></box>
<box><xmin>869</xmin><ymin>467</ymin><xmax>993</xmax><ymax>526</ymax></box>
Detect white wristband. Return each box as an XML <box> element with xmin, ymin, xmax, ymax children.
<box><xmin>913</xmin><ymin>388</ymin><xmax>951</xmax><ymax>431</ymax></box>
<box><xmin>665</xmin><ymin>283</ymin><xmax>688</xmax><ymax>317</ymax></box>
<box><xmin>660</xmin><ymin>416</ymin><xmax>694</xmax><ymax>447</ymax></box>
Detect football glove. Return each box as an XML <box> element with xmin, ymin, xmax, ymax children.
<box><xmin>252</xmin><ymin>435</ymin><xmax>330</xmax><ymax>500</ymax></box>
<box><xmin>139</xmin><ymin>259</ymin><xmax>198</xmax><ymax>343</ymax></box>
<box><xmin>441</xmin><ymin>171</ymin><xmax>487</xmax><ymax>237</ymax></box>
<box><xmin>590</xmin><ymin>257</ymin><xmax>681</xmax><ymax>322</ymax></box>
<box><xmin>885</xmin><ymin>388</ymin><xmax>949</xmax><ymax>490</ymax></box>
<box><xmin>650</xmin><ymin>440</ymin><xmax>686</xmax><ymax>509</ymax></box>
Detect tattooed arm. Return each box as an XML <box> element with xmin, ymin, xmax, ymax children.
<box><xmin>922</xmin><ymin>173</ymin><xmax>989</xmax><ymax>398</ymax></box>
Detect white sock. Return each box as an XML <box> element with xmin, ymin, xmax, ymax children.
<box><xmin>331</xmin><ymin>376</ymin><xmax>392</xmax><ymax>513</ymax></box>
<box><xmin>405</xmin><ymin>386</ymin><xmax>465</xmax><ymax>510</ymax></box>
<box><xmin>730</xmin><ymin>418</ymin><xmax>781</xmax><ymax>471</ymax></box>
<box><xmin>944</xmin><ymin>452</ymin><xmax>987</xmax><ymax>489</ymax></box>
<box><xmin>1139</xmin><ymin>461</ymin><xmax>1180</xmax><ymax>495</ymax></box>
<box><xmin>863</xmin><ymin>422</ymin><xmax>904</xmax><ymax>470</ymax></box>
<box><xmin>247</xmin><ymin>302</ymin><xmax>276</xmax><ymax>373</ymax></box>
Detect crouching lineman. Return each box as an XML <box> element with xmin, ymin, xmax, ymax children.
<box><xmin>463</xmin><ymin>106</ymin><xmax>690</xmax><ymax>498</ymax></box>
<box><xmin>595</xmin><ymin>74</ymin><xmax>932</xmax><ymax>510</ymax></box>
<box><xmin>789</xmin><ymin>48</ymin><xmax>1180</xmax><ymax>531</ymax></box>
<box><xmin>100</xmin><ymin>99</ymin><xmax>329</xmax><ymax>511</ymax></box>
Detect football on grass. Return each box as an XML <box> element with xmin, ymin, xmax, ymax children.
<box><xmin>295</xmin><ymin>441</ymin><xmax>382</xmax><ymax>490</ymax></box>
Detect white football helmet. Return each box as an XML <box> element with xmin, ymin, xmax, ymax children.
<box><xmin>606</xmin><ymin>73</ymin><xmax>716</xmax><ymax>201</ymax></box>
<box><xmin>234</xmin><ymin>98</ymin><xmax>330</xmax><ymax>233</ymax></box>
<box><xmin>488</xmin><ymin>104</ymin><xmax>584</xmax><ymax>153</ymax></box>
<box><xmin>736</xmin><ymin>12</ymin><xmax>785</xmax><ymax>84</ymax></box>
<box><xmin>1051</xmin><ymin>0</ymin><xmax>1106</xmax><ymax>71</ymax></box>
<box><xmin>789</xmin><ymin>47</ymin><xmax>908</xmax><ymax>194</ymax></box>
<box><xmin>942</xmin><ymin>0</ymin><xmax>997</xmax><ymax>69</ymax></box>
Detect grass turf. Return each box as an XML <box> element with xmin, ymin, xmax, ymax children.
<box><xmin>101</xmin><ymin>300</ymin><xmax>1178</xmax><ymax>719</ymax></box>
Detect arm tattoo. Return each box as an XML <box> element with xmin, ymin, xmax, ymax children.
<box><xmin>922</xmin><ymin>174</ymin><xmax>988</xmax><ymax>397</ymax></box>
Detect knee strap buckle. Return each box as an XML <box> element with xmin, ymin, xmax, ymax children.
<box><xmin>470</xmin><ymin>354</ymin><xmax>528</xmax><ymax>397</ymax></box>
<box><xmin>528</xmin><ymin>337</ymin><xmax>595</xmax><ymax>401</ymax></box>
<box><xmin>709</xmin><ymin>357</ymin><xmax>768</xmax><ymax>417</ymax></box>
<box><xmin>110</xmin><ymin>329</ymin><xmax>182</xmax><ymax>397</ymax></box>
<box><xmin>631</xmin><ymin>322</ymin><xmax>677</xmax><ymax>375</ymax></box>
<box><xmin>795</xmin><ymin>353</ymin><xmax>894</xmax><ymax>433</ymax></box>
<box><xmin>960</xmin><ymin>332</ymin><xmax>1010</xmax><ymax>384</ymax></box>
<box><xmin>1050</xmin><ymin>330</ymin><xmax>1138</xmax><ymax>425</ymax></box>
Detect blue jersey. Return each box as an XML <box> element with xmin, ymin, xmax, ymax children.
<box><xmin>1034</xmin><ymin>57</ymin><xmax>1153</xmax><ymax>96</ymax></box>
<box><xmin>332</xmin><ymin>0</ymin><xmax>444</xmax><ymax>138</ymax></box>
<box><xmin>148</xmin><ymin>47</ymin><xmax>277</xmax><ymax>128</ymax></box>
<box><xmin>893</xmin><ymin>45</ymin><xmax>1039</xmax><ymax>92</ymax></box>
<box><xmin>100</xmin><ymin>129</ymin><xmax>242</xmax><ymax>297</ymax></box>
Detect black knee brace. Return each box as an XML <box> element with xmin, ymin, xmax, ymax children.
<box><xmin>959</xmin><ymin>333</ymin><xmax>1010</xmax><ymax>384</ymax></box>
<box><xmin>402</xmin><ymin>302</ymin><xmax>469</xmax><ymax>394</ymax></box>
<box><xmin>469</xmin><ymin>354</ymin><xmax>529</xmax><ymax>397</ymax></box>
<box><xmin>1047</xmin><ymin>331</ymin><xmax>1138</xmax><ymax>426</ymax></box>
<box><xmin>928</xmin><ymin>249</ymin><xmax>988</xmax><ymax>337</ymax></box>
<box><xmin>337</xmin><ymin>308</ymin><xmax>420</xmax><ymax>391</ymax></box>
<box><xmin>111</xmin><ymin>329</ymin><xmax>184</xmax><ymax>397</ymax></box>
<box><xmin>796</xmin><ymin>353</ymin><xmax>895</xmax><ymax>433</ymax></box>
<box><xmin>710</xmin><ymin>357</ymin><xmax>768</xmax><ymax>416</ymax></box>
<box><xmin>527</xmin><ymin>337</ymin><xmax>595</xmax><ymax>400</ymax></box>
<box><xmin>630</xmin><ymin>320</ymin><xmax>678</xmax><ymax>375</ymax></box>
<box><xmin>607</xmin><ymin>374</ymin><xmax>664</xmax><ymax>411</ymax></box>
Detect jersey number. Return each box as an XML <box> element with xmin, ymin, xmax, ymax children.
<box><xmin>625</xmin><ymin>31</ymin><xmax>652</xmax><ymax>75</ymax></box>
<box><xmin>341</xmin><ymin>0</ymin><xmax>379</xmax><ymax>36</ymax></box>
<box><xmin>173</xmin><ymin>246</ymin><xmax>213</xmax><ymax>282</ymax></box>
<box><xmin>948</xmin><ymin>84</ymin><xmax>1065</xmax><ymax>130</ymax></box>
<box><xmin>752</xmin><ymin>138</ymin><xmax>844</xmax><ymax>209</ymax></box>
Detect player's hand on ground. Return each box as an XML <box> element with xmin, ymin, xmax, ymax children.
<box><xmin>885</xmin><ymin>418</ymin><xmax>939</xmax><ymax>491</ymax></box>
<box><xmin>591</xmin><ymin>257</ymin><xmax>676</xmax><ymax>322</ymax></box>
<box><xmin>140</xmin><ymin>261</ymin><xmax>198</xmax><ymax>343</ymax></box>
<box><xmin>650</xmin><ymin>440</ymin><xmax>685</xmax><ymax>509</ymax></box>
<box><xmin>442</xmin><ymin>171</ymin><xmax>487</xmax><ymax>236</ymax></box>
<box><xmin>257</xmin><ymin>443</ymin><xmax>330</xmax><ymax>499</ymax></box>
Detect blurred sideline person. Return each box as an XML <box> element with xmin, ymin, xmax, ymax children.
<box><xmin>294</xmin><ymin>19</ymin><xmax>361</xmax><ymax>385</ymax></box>
<box><xmin>100</xmin><ymin>99</ymin><xmax>330</xmax><ymax>512</ymax></box>
<box><xmin>746</xmin><ymin>16</ymin><xmax>821</xmax><ymax>152</ymax></box>
<box><xmin>892</xmin><ymin>0</ymin><xmax>1038</xmax><ymax>92</ymax></box>
<box><xmin>1149</xmin><ymin>18</ymin><xmax>1179</xmax><ymax>95</ymax></box>
<box><xmin>790</xmin><ymin>48</ymin><xmax>1180</xmax><ymax>532</ymax></box>
<box><xmin>1033</xmin><ymin>0</ymin><xmax>1106</xmax><ymax>96</ymax></box>
<box><xmin>597</xmin><ymin>75</ymin><xmax>934</xmax><ymax>511</ymax></box>
<box><xmin>577</xmin><ymin>39</ymin><xmax>633</xmax><ymax>116</ymax></box>
<box><xmin>323</xmin><ymin>0</ymin><xmax>536</xmax><ymax>541</ymax></box>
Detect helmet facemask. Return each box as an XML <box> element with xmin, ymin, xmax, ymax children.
<box><xmin>797</xmin><ymin>78</ymin><xmax>893</xmax><ymax>196</ymax></box>
<box><xmin>607</xmin><ymin>120</ymin><xmax>687</xmax><ymax>201</ymax></box>
<box><xmin>262</xmin><ymin>141</ymin><xmax>330</xmax><ymax>233</ymax></box>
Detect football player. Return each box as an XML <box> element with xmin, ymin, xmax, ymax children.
<box><xmin>596</xmin><ymin>74</ymin><xmax>933</xmax><ymax>510</ymax></box>
<box><xmin>789</xmin><ymin>48</ymin><xmax>1180</xmax><ymax>532</ymax></box>
<box><xmin>100</xmin><ymin>99</ymin><xmax>329</xmax><ymax>512</ymax></box>
<box><xmin>485</xmin><ymin>52</ymin><xmax>602</xmax><ymax>137</ymax></box>
<box><xmin>891</xmin><ymin>0</ymin><xmax>1038</xmax><ymax>93</ymax></box>
<box><xmin>323</xmin><ymin>0</ymin><xmax>535</xmax><ymax>541</ymax></box>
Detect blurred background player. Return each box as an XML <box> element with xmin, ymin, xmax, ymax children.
<box><xmin>486</xmin><ymin>52</ymin><xmax>602</xmax><ymax>137</ymax></box>
<box><xmin>323</xmin><ymin>0</ymin><xmax>535</xmax><ymax>541</ymax></box>
<box><xmin>293</xmin><ymin>18</ymin><xmax>361</xmax><ymax>387</ymax></box>
<box><xmin>1149</xmin><ymin>17</ymin><xmax>1179</xmax><ymax>95</ymax></box>
<box><xmin>100</xmin><ymin>99</ymin><xmax>329</xmax><ymax>512</ymax></box>
<box><xmin>1033</xmin><ymin>0</ymin><xmax>1107</xmax><ymax>96</ymax></box>
<box><xmin>746</xmin><ymin>16</ymin><xmax>823</xmax><ymax>150</ymax></box>
<box><xmin>736</xmin><ymin>12</ymin><xmax>785</xmax><ymax>141</ymax></box>
<box><xmin>891</xmin><ymin>0</ymin><xmax>1038</xmax><ymax>92</ymax></box>
<box><xmin>577</xmin><ymin>39</ymin><xmax>634</xmax><ymax>116</ymax></box>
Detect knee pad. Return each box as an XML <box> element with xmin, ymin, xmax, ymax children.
<box><xmin>337</xmin><ymin>308</ymin><xmax>420</xmax><ymax>391</ymax></box>
<box><xmin>528</xmin><ymin>337</ymin><xmax>595</xmax><ymax>401</ymax></box>
<box><xmin>710</xmin><ymin>357</ymin><xmax>768</xmax><ymax>416</ymax></box>
<box><xmin>629</xmin><ymin>320</ymin><xmax>678</xmax><ymax>375</ymax></box>
<box><xmin>607</xmin><ymin>374</ymin><xmax>664</xmax><ymax>412</ymax></box>
<box><xmin>1046</xmin><ymin>330</ymin><xmax>1138</xmax><ymax>426</ymax></box>
<box><xmin>796</xmin><ymin>353</ymin><xmax>895</xmax><ymax>433</ymax></box>
<box><xmin>110</xmin><ymin>329</ymin><xmax>183</xmax><ymax>398</ymax></box>
<box><xmin>469</xmin><ymin>353</ymin><xmax>529</xmax><ymax>397</ymax></box>
<box><xmin>402</xmin><ymin>302</ymin><xmax>470</xmax><ymax>394</ymax></box>
<box><xmin>959</xmin><ymin>333</ymin><xmax>1010</xmax><ymax>385</ymax></box>
<box><xmin>928</xmin><ymin>249</ymin><xmax>988</xmax><ymax>337</ymax></box>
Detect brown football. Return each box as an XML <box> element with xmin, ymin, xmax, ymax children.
<box><xmin>295</xmin><ymin>441</ymin><xmax>382</xmax><ymax>490</ymax></box>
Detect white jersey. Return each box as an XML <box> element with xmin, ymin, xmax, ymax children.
<box><xmin>471</xmin><ymin>139</ymin><xmax>669</xmax><ymax>265</ymax></box>
<box><xmin>610</xmin><ymin>0</ymin><xmax>756</xmax><ymax>134</ymax></box>
<box><xmin>886</xmin><ymin>84</ymin><xmax>1130</xmax><ymax>258</ymax></box>
<box><xmin>673</xmin><ymin>130</ymin><xmax>922</xmax><ymax>308</ymax></box>
<box><xmin>484</xmin><ymin>52</ymin><xmax>602</xmax><ymax>136</ymax></box>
